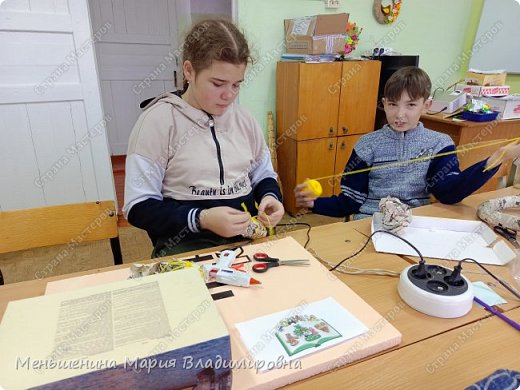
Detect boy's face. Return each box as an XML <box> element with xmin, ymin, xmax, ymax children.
<box><xmin>382</xmin><ymin>91</ymin><xmax>432</xmax><ymax>132</ymax></box>
<box><xmin>183</xmin><ymin>60</ymin><xmax>245</xmax><ymax>116</ymax></box>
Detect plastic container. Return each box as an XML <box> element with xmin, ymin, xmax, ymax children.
<box><xmin>462</xmin><ymin>110</ymin><xmax>499</xmax><ymax>122</ymax></box>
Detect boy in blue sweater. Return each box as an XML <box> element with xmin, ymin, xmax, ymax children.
<box><xmin>295</xmin><ymin>66</ymin><xmax>520</xmax><ymax>219</ymax></box>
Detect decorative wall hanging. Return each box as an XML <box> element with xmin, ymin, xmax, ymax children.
<box><xmin>373</xmin><ymin>0</ymin><xmax>402</xmax><ymax>24</ymax></box>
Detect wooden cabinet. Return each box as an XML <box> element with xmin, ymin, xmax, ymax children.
<box><xmin>276</xmin><ymin>60</ymin><xmax>381</xmax><ymax>214</ymax></box>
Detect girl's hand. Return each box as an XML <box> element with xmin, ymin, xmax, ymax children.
<box><xmin>294</xmin><ymin>181</ymin><xmax>317</xmax><ymax>208</ymax></box>
<box><xmin>199</xmin><ymin>207</ymin><xmax>250</xmax><ymax>237</ymax></box>
<box><xmin>257</xmin><ymin>196</ymin><xmax>284</xmax><ymax>227</ymax></box>
<box><xmin>486</xmin><ymin>141</ymin><xmax>520</xmax><ymax>171</ymax></box>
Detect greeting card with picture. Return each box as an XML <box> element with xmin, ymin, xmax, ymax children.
<box><xmin>276</xmin><ymin>315</ymin><xmax>341</xmax><ymax>357</ymax></box>
<box><xmin>235</xmin><ymin>297</ymin><xmax>368</xmax><ymax>371</ymax></box>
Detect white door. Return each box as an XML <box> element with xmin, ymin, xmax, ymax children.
<box><xmin>0</xmin><ymin>0</ymin><xmax>116</xmax><ymax>210</ymax></box>
<box><xmin>89</xmin><ymin>0</ymin><xmax>185</xmax><ymax>156</ymax></box>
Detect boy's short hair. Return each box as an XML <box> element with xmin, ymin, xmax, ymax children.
<box><xmin>383</xmin><ymin>66</ymin><xmax>431</xmax><ymax>101</ymax></box>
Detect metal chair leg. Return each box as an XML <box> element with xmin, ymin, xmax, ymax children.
<box><xmin>110</xmin><ymin>237</ymin><xmax>123</xmax><ymax>265</ymax></box>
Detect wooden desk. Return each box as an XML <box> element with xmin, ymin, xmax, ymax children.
<box><xmin>421</xmin><ymin>113</ymin><xmax>520</xmax><ymax>146</ymax></box>
<box><xmin>421</xmin><ymin>113</ymin><xmax>520</xmax><ymax>192</ymax></box>
<box><xmin>1</xmin><ymin>188</ymin><xmax>519</xmax><ymax>389</ymax></box>
<box><xmin>289</xmin><ymin>307</ymin><xmax>520</xmax><ymax>389</ymax></box>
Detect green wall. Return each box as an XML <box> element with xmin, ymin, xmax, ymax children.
<box><xmin>237</xmin><ymin>0</ymin><xmax>516</xmax><ymax>132</ymax></box>
<box><xmin>462</xmin><ymin>0</ymin><xmax>520</xmax><ymax>94</ymax></box>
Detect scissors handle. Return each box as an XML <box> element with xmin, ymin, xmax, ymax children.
<box><xmin>252</xmin><ymin>262</ymin><xmax>279</xmax><ymax>273</ymax></box>
<box><xmin>254</xmin><ymin>252</ymin><xmax>279</xmax><ymax>262</ymax></box>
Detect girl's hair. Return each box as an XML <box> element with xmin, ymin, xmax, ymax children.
<box><xmin>384</xmin><ymin>66</ymin><xmax>432</xmax><ymax>101</ymax></box>
<box><xmin>181</xmin><ymin>19</ymin><xmax>252</xmax><ymax>91</ymax></box>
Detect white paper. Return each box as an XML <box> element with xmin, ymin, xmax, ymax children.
<box><xmin>235</xmin><ymin>297</ymin><xmax>368</xmax><ymax>372</ymax></box>
<box><xmin>371</xmin><ymin>213</ymin><xmax>516</xmax><ymax>265</ymax></box>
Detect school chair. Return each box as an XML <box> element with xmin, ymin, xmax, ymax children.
<box><xmin>0</xmin><ymin>201</ymin><xmax>123</xmax><ymax>285</ymax></box>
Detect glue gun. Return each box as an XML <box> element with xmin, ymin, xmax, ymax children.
<box><xmin>202</xmin><ymin>250</ymin><xmax>260</xmax><ymax>287</ymax></box>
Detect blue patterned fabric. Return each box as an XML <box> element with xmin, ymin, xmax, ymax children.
<box><xmin>466</xmin><ymin>369</ymin><xmax>520</xmax><ymax>390</ymax></box>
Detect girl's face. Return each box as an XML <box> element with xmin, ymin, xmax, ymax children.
<box><xmin>183</xmin><ymin>60</ymin><xmax>246</xmax><ymax>116</ymax></box>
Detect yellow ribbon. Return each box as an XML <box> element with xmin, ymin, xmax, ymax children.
<box><xmin>311</xmin><ymin>136</ymin><xmax>520</xmax><ymax>182</ymax></box>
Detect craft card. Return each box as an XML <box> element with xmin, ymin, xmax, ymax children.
<box><xmin>235</xmin><ymin>297</ymin><xmax>368</xmax><ymax>371</ymax></box>
<box><xmin>276</xmin><ymin>315</ymin><xmax>341</xmax><ymax>357</ymax></box>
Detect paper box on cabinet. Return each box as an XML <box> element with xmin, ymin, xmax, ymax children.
<box><xmin>464</xmin><ymin>70</ymin><xmax>507</xmax><ymax>86</ymax></box>
<box><xmin>284</xmin><ymin>13</ymin><xmax>349</xmax><ymax>55</ymax></box>
<box><xmin>454</xmin><ymin>84</ymin><xmax>510</xmax><ymax>97</ymax></box>
<box><xmin>482</xmin><ymin>95</ymin><xmax>520</xmax><ymax>120</ymax></box>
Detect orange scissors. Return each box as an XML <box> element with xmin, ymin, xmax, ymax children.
<box><xmin>252</xmin><ymin>252</ymin><xmax>310</xmax><ymax>273</ymax></box>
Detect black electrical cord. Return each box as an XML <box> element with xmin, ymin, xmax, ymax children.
<box><xmin>329</xmin><ymin>229</ymin><xmax>425</xmax><ymax>272</ymax></box>
<box><xmin>458</xmin><ymin>258</ymin><xmax>520</xmax><ymax>300</ymax></box>
<box><xmin>427</xmin><ymin>106</ymin><xmax>448</xmax><ymax>116</ymax></box>
<box><xmin>275</xmin><ymin>223</ymin><xmax>312</xmax><ymax>248</ymax></box>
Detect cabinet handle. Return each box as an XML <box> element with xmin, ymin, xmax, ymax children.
<box><xmin>342</xmin><ymin>126</ymin><xmax>348</xmax><ymax>134</ymax></box>
<box><xmin>340</xmin><ymin>141</ymin><xmax>346</xmax><ymax>150</ymax></box>
<box><xmin>329</xmin><ymin>127</ymin><xmax>335</xmax><ymax>136</ymax></box>
<box><xmin>328</xmin><ymin>141</ymin><xmax>334</xmax><ymax>151</ymax></box>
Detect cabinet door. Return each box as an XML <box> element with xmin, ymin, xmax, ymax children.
<box><xmin>333</xmin><ymin>134</ymin><xmax>363</xmax><ymax>194</ymax></box>
<box><xmin>297</xmin><ymin>138</ymin><xmax>337</xmax><ymax>198</ymax></box>
<box><xmin>296</xmin><ymin>63</ymin><xmax>342</xmax><ymax>140</ymax></box>
<box><xmin>337</xmin><ymin>61</ymin><xmax>381</xmax><ymax>136</ymax></box>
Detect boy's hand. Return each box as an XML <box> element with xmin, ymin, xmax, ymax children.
<box><xmin>257</xmin><ymin>195</ymin><xmax>284</xmax><ymax>227</ymax></box>
<box><xmin>486</xmin><ymin>141</ymin><xmax>520</xmax><ymax>171</ymax></box>
<box><xmin>199</xmin><ymin>207</ymin><xmax>250</xmax><ymax>237</ymax></box>
<box><xmin>294</xmin><ymin>181</ymin><xmax>317</xmax><ymax>208</ymax></box>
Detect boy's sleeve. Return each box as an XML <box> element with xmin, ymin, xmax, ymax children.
<box><xmin>313</xmin><ymin>149</ymin><xmax>370</xmax><ymax>217</ymax></box>
<box><xmin>426</xmin><ymin>145</ymin><xmax>500</xmax><ymax>204</ymax></box>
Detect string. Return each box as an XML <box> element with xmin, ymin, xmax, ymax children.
<box><xmin>483</xmin><ymin>140</ymin><xmax>519</xmax><ymax>172</ymax></box>
<box><xmin>311</xmin><ymin>136</ymin><xmax>520</xmax><ymax>182</ymax></box>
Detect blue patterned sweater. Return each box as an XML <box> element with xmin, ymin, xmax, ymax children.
<box><xmin>313</xmin><ymin>123</ymin><xmax>500</xmax><ymax>219</ymax></box>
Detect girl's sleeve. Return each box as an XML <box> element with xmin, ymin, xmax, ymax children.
<box><xmin>248</xmin><ymin>116</ymin><xmax>282</xmax><ymax>203</ymax></box>
<box><xmin>123</xmin><ymin>104</ymin><xmax>203</xmax><ymax>243</ymax></box>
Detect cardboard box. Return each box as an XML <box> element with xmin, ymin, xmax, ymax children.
<box><xmin>371</xmin><ymin>213</ymin><xmax>516</xmax><ymax>265</ymax></box>
<box><xmin>482</xmin><ymin>95</ymin><xmax>520</xmax><ymax>120</ymax></box>
<box><xmin>464</xmin><ymin>70</ymin><xmax>507</xmax><ymax>86</ymax></box>
<box><xmin>455</xmin><ymin>83</ymin><xmax>510</xmax><ymax>97</ymax></box>
<box><xmin>284</xmin><ymin>13</ymin><xmax>348</xmax><ymax>55</ymax></box>
<box><xmin>0</xmin><ymin>269</ymin><xmax>232</xmax><ymax>389</ymax></box>
<box><xmin>430</xmin><ymin>90</ymin><xmax>467</xmax><ymax>114</ymax></box>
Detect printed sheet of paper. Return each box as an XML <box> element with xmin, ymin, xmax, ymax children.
<box><xmin>235</xmin><ymin>297</ymin><xmax>368</xmax><ymax>371</ymax></box>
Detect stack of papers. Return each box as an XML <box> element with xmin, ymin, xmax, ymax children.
<box><xmin>280</xmin><ymin>53</ymin><xmax>338</xmax><ymax>63</ymax></box>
